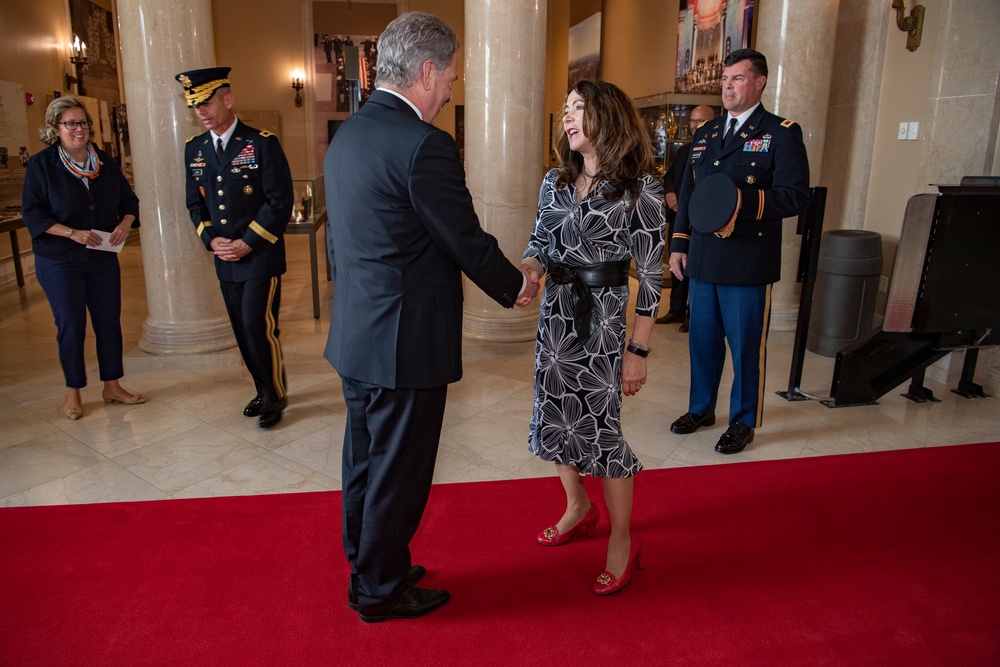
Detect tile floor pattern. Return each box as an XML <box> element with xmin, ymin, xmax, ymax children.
<box><xmin>2</xmin><ymin>233</ymin><xmax>999</xmax><ymax>506</ymax></box>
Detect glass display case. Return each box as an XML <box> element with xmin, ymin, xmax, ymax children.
<box><xmin>291</xmin><ymin>176</ymin><xmax>326</xmax><ymax>223</ymax></box>
<box><xmin>634</xmin><ymin>93</ymin><xmax>723</xmax><ymax>179</ymax></box>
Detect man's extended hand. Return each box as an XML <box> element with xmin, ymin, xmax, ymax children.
<box><xmin>516</xmin><ymin>264</ymin><xmax>540</xmax><ymax>307</ymax></box>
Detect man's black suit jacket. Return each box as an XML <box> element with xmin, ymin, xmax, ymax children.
<box><xmin>324</xmin><ymin>90</ymin><xmax>522</xmax><ymax>390</ymax></box>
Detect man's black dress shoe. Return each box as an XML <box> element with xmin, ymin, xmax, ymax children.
<box><xmin>348</xmin><ymin>564</ymin><xmax>427</xmax><ymax>611</ymax></box>
<box><xmin>678</xmin><ymin>318</ymin><xmax>690</xmax><ymax>333</ymax></box>
<box><xmin>243</xmin><ymin>395</ymin><xmax>264</xmax><ymax>417</ymax></box>
<box><xmin>655</xmin><ymin>312</ymin><xmax>684</xmax><ymax>324</ymax></box>
<box><xmin>358</xmin><ymin>585</ymin><xmax>450</xmax><ymax>623</ymax></box>
<box><xmin>715</xmin><ymin>422</ymin><xmax>754</xmax><ymax>454</ymax></box>
<box><xmin>258</xmin><ymin>396</ymin><xmax>288</xmax><ymax>429</ymax></box>
<box><xmin>670</xmin><ymin>411</ymin><xmax>716</xmax><ymax>434</ymax></box>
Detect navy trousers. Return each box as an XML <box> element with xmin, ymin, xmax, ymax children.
<box><xmin>687</xmin><ymin>278</ymin><xmax>772</xmax><ymax>428</ymax></box>
<box><xmin>340</xmin><ymin>375</ymin><xmax>447</xmax><ymax>606</ymax></box>
<box><xmin>219</xmin><ymin>276</ymin><xmax>285</xmax><ymax>403</ymax></box>
<box><xmin>35</xmin><ymin>254</ymin><xmax>123</xmax><ymax>389</ymax></box>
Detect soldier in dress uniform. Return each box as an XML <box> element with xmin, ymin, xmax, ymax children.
<box><xmin>176</xmin><ymin>67</ymin><xmax>294</xmax><ymax>428</ymax></box>
<box><xmin>668</xmin><ymin>49</ymin><xmax>810</xmax><ymax>454</ymax></box>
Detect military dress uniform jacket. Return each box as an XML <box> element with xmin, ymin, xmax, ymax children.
<box><xmin>185</xmin><ymin>120</ymin><xmax>293</xmax><ymax>282</ymax></box>
<box><xmin>670</xmin><ymin>104</ymin><xmax>810</xmax><ymax>286</ymax></box>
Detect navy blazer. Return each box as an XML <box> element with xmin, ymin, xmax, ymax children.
<box><xmin>323</xmin><ymin>90</ymin><xmax>523</xmax><ymax>389</ymax></box>
<box><xmin>670</xmin><ymin>104</ymin><xmax>810</xmax><ymax>285</ymax></box>
<box><xmin>184</xmin><ymin>120</ymin><xmax>293</xmax><ymax>282</ymax></box>
<box><xmin>21</xmin><ymin>144</ymin><xmax>140</xmax><ymax>262</ymax></box>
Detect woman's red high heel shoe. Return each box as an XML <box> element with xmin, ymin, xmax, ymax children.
<box><xmin>592</xmin><ymin>534</ymin><xmax>644</xmax><ymax>595</ymax></box>
<box><xmin>537</xmin><ymin>503</ymin><xmax>599</xmax><ymax>546</ymax></box>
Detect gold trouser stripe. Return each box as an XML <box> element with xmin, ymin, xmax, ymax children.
<box><xmin>250</xmin><ymin>221</ymin><xmax>278</xmax><ymax>244</ymax></box>
<box><xmin>756</xmin><ymin>283</ymin><xmax>772</xmax><ymax>427</ymax></box>
<box><xmin>197</xmin><ymin>220</ymin><xmax>213</xmax><ymax>236</ymax></box>
<box><xmin>757</xmin><ymin>190</ymin><xmax>765</xmax><ymax>220</ymax></box>
<box><xmin>265</xmin><ymin>276</ymin><xmax>285</xmax><ymax>398</ymax></box>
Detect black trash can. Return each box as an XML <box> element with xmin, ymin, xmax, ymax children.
<box><xmin>807</xmin><ymin>230</ymin><xmax>883</xmax><ymax>357</ymax></box>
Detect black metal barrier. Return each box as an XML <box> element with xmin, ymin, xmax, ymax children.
<box><xmin>776</xmin><ymin>186</ymin><xmax>827</xmax><ymax>402</ymax></box>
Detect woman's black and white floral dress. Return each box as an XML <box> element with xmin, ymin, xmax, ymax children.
<box><xmin>523</xmin><ymin>168</ymin><xmax>665</xmax><ymax>478</ymax></box>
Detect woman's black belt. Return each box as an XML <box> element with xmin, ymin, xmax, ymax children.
<box><xmin>548</xmin><ymin>260</ymin><xmax>631</xmax><ymax>340</ymax></box>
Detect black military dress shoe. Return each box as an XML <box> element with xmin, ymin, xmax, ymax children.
<box><xmin>258</xmin><ymin>396</ymin><xmax>288</xmax><ymax>429</ymax></box>
<box><xmin>715</xmin><ymin>422</ymin><xmax>754</xmax><ymax>454</ymax></box>
<box><xmin>243</xmin><ymin>395</ymin><xmax>264</xmax><ymax>417</ymax></box>
<box><xmin>358</xmin><ymin>585</ymin><xmax>450</xmax><ymax>623</ymax></box>
<box><xmin>670</xmin><ymin>411</ymin><xmax>716</xmax><ymax>434</ymax></box>
<box><xmin>678</xmin><ymin>318</ymin><xmax>690</xmax><ymax>333</ymax></box>
<box><xmin>348</xmin><ymin>564</ymin><xmax>427</xmax><ymax>611</ymax></box>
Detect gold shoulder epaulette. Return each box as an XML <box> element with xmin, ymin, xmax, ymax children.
<box><xmin>259</xmin><ymin>130</ymin><xmax>275</xmax><ymax>137</ymax></box>
<box><xmin>185</xmin><ymin>136</ymin><xmax>196</xmax><ymax>143</ymax></box>
<box><xmin>780</xmin><ymin>119</ymin><xmax>797</xmax><ymax>128</ymax></box>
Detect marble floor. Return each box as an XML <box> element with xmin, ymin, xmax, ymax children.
<box><xmin>2</xmin><ymin>232</ymin><xmax>999</xmax><ymax>507</ymax></box>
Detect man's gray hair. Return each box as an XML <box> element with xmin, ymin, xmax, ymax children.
<box><xmin>375</xmin><ymin>12</ymin><xmax>459</xmax><ymax>89</ymax></box>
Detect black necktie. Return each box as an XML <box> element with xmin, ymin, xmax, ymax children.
<box><xmin>216</xmin><ymin>137</ymin><xmax>224</xmax><ymax>161</ymax></box>
<box><xmin>722</xmin><ymin>118</ymin><xmax>737</xmax><ymax>149</ymax></box>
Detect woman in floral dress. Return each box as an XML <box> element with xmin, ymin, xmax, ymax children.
<box><xmin>520</xmin><ymin>80</ymin><xmax>665</xmax><ymax>595</ymax></box>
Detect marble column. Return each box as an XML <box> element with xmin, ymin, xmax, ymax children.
<box><xmin>755</xmin><ymin>0</ymin><xmax>841</xmax><ymax>331</ymax></box>
<box><xmin>118</xmin><ymin>0</ymin><xmax>236</xmax><ymax>354</ymax></box>
<box><xmin>463</xmin><ymin>0</ymin><xmax>547</xmax><ymax>342</ymax></box>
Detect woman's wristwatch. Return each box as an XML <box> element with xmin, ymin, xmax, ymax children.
<box><xmin>626</xmin><ymin>339</ymin><xmax>650</xmax><ymax>357</ymax></box>
<box><xmin>64</xmin><ymin>227</ymin><xmax>75</xmax><ymax>237</ymax></box>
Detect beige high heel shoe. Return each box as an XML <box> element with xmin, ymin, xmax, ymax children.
<box><xmin>64</xmin><ymin>405</ymin><xmax>82</xmax><ymax>420</ymax></box>
<box><xmin>102</xmin><ymin>390</ymin><xmax>145</xmax><ymax>405</ymax></box>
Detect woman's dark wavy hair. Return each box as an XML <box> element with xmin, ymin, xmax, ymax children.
<box><xmin>553</xmin><ymin>79</ymin><xmax>653</xmax><ymax>204</ymax></box>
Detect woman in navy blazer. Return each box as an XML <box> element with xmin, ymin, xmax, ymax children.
<box><xmin>21</xmin><ymin>96</ymin><xmax>143</xmax><ymax>420</ymax></box>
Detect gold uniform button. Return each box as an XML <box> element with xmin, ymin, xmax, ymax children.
<box><xmin>217</xmin><ymin>189</ymin><xmax>224</xmax><ymax>196</ymax></box>
<box><xmin>216</xmin><ymin>175</ymin><xmax>223</xmax><ymax>182</ymax></box>
<box><xmin>714</xmin><ymin>160</ymin><xmax>720</xmax><ymax>166</ymax></box>
<box><xmin>221</xmin><ymin>219</ymin><xmax>227</xmax><ymax>225</ymax></box>
<box><xmin>219</xmin><ymin>204</ymin><xmax>226</xmax><ymax>210</ymax></box>
<box><xmin>758</xmin><ymin>232</ymin><xmax>763</xmax><ymax>237</ymax></box>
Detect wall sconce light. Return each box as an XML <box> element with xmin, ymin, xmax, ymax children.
<box><xmin>291</xmin><ymin>69</ymin><xmax>305</xmax><ymax>108</ymax></box>
<box><xmin>65</xmin><ymin>35</ymin><xmax>89</xmax><ymax>92</ymax></box>
<box><xmin>891</xmin><ymin>0</ymin><xmax>924</xmax><ymax>52</ymax></box>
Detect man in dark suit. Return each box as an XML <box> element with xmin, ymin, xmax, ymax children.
<box><xmin>668</xmin><ymin>49</ymin><xmax>810</xmax><ymax>454</ymax></box>
<box><xmin>657</xmin><ymin>105</ymin><xmax>716</xmax><ymax>332</ymax></box>
<box><xmin>323</xmin><ymin>12</ymin><xmax>538</xmax><ymax>623</ymax></box>
<box><xmin>177</xmin><ymin>67</ymin><xmax>294</xmax><ymax>428</ymax></box>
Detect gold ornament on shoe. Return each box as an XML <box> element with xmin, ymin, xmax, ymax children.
<box><xmin>596</xmin><ymin>572</ymin><xmax>612</xmax><ymax>585</ymax></box>
<box><xmin>542</xmin><ymin>527</ymin><xmax>557</xmax><ymax>539</ymax></box>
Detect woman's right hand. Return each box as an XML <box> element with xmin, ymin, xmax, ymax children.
<box><xmin>69</xmin><ymin>229</ymin><xmax>101</xmax><ymax>247</ymax></box>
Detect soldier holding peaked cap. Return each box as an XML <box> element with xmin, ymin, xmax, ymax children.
<box><xmin>668</xmin><ymin>48</ymin><xmax>810</xmax><ymax>454</ymax></box>
<box><xmin>176</xmin><ymin>67</ymin><xmax>294</xmax><ymax>428</ymax></box>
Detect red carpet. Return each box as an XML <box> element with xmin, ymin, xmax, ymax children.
<box><xmin>2</xmin><ymin>443</ymin><xmax>1000</xmax><ymax>666</ymax></box>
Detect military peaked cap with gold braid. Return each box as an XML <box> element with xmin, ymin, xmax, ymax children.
<box><xmin>689</xmin><ymin>173</ymin><xmax>741</xmax><ymax>239</ymax></box>
<box><xmin>175</xmin><ymin>67</ymin><xmax>232</xmax><ymax>108</ymax></box>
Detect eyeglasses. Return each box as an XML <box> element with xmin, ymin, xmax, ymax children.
<box><xmin>58</xmin><ymin>120</ymin><xmax>93</xmax><ymax>130</ymax></box>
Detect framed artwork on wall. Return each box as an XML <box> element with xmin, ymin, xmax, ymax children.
<box><xmin>568</xmin><ymin>12</ymin><xmax>602</xmax><ymax>89</ymax></box>
<box><xmin>675</xmin><ymin>0</ymin><xmax>756</xmax><ymax>95</ymax></box>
